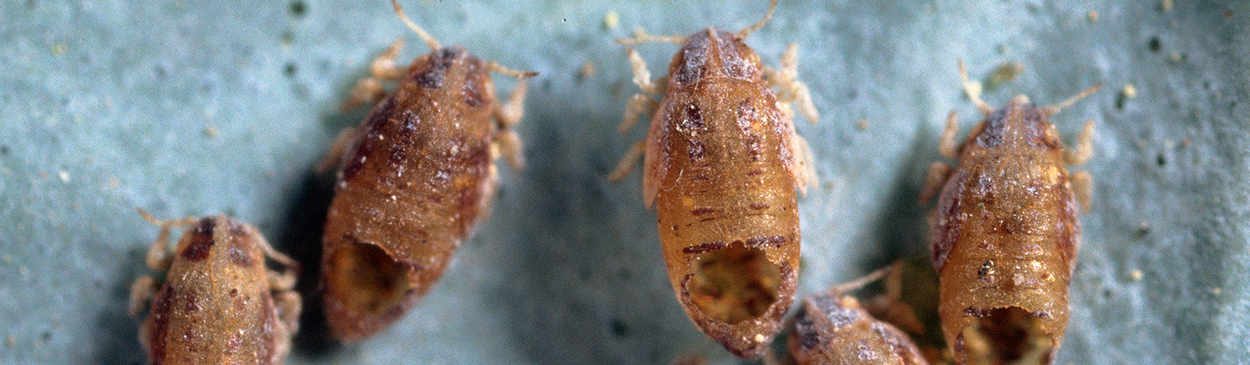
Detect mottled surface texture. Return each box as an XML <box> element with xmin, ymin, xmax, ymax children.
<box><xmin>0</xmin><ymin>1</ymin><xmax>1246</xmax><ymax>364</ymax></box>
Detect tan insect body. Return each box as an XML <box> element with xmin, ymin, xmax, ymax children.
<box><xmin>921</xmin><ymin>60</ymin><xmax>1098</xmax><ymax>365</ymax></box>
<box><xmin>318</xmin><ymin>0</ymin><xmax>534</xmax><ymax>342</ymax></box>
<box><xmin>611</xmin><ymin>0</ymin><xmax>818</xmax><ymax>358</ymax></box>
<box><xmin>128</xmin><ymin>211</ymin><xmax>301</xmax><ymax>365</ymax></box>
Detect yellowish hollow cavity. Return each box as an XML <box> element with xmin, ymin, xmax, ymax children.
<box><xmin>688</xmin><ymin>241</ymin><xmax>781</xmax><ymax>324</ymax></box>
<box><xmin>328</xmin><ymin>243</ymin><xmax>411</xmax><ymax>316</ymax></box>
<box><xmin>961</xmin><ymin>307</ymin><xmax>1054</xmax><ymax>365</ymax></box>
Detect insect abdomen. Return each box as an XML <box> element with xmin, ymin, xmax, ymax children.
<box><xmin>651</xmin><ymin>83</ymin><xmax>801</xmax><ymax>358</ymax></box>
<box><xmin>933</xmin><ymin>145</ymin><xmax>1079</xmax><ymax>364</ymax></box>
<box><xmin>321</xmin><ymin>51</ymin><xmax>499</xmax><ymax>341</ymax></box>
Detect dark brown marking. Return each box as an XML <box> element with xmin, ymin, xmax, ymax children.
<box><xmin>258</xmin><ymin>290</ymin><xmax>277</xmax><ymax>363</ymax></box>
<box><xmin>149</xmin><ymin>285</ymin><xmax>174</xmax><ymax>363</ymax></box>
<box><xmin>180</xmin><ymin>219</ymin><xmax>216</xmax><ymax>261</ymax></box>
<box><xmin>745</xmin><ymin>235</ymin><xmax>786</xmax><ymax>248</ymax></box>
<box><xmin>746</xmin><ymin>169</ymin><xmax>764</xmax><ymax>176</ymax></box>
<box><xmin>415</xmin><ymin>47</ymin><xmax>462</xmax><ymax>89</ymax></box>
<box><xmin>692</xmin><ymin>174</ymin><xmax>710</xmax><ymax>181</ymax></box>
<box><xmin>683</xmin><ymin>241</ymin><xmax>728</xmax><ymax>255</ymax></box>
<box><xmin>183</xmin><ymin>287</ymin><xmax>201</xmax><ymax>314</ymax></box>
<box><xmin>227</xmin><ymin>239</ymin><xmax>256</xmax><ymax>268</ymax></box>
<box><xmin>680</xmin><ymin>103</ymin><xmax>704</xmax><ymax>131</ymax></box>
<box><xmin>342</xmin><ymin>98</ymin><xmax>394</xmax><ymax>181</ymax></box>
<box><xmin>675</xmin><ymin>44</ymin><xmax>707</xmax><ymax>86</ymax></box>
<box><xmin>963</xmin><ymin>307</ymin><xmax>991</xmax><ymax>317</ymax></box>
<box><xmin>688</xmin><ymin>140</ymin><xmax>706</xmax><ymax>162</ymax></box>
<box><xmin>749</xmin><ymin>202</ymin><xmax>769</xmax><ymax>210</ymax></box>
<box><xmin>461</xmin><ymin>58</ymin><xmax>488</xmax><ymax>109</ymax></box>
<box><xmin>691</xmin><ymin>207</ymin><xmax>715</xmax><ymax>216</ymax></box>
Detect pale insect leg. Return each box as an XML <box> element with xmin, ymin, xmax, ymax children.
<box><xmin>127</xmin><ymin>276</ymin><xmax>160</xmax><ymax>317</ymax></box>
<box><xmin>1065</xmin><ymin>120</ymin><xmax>1095</xmax><ymax>165</ymax></box>
<box><xmin>342</xmin><ymin>39</ymin><xmax>409</xmax><ymax>112</ymax></box>
<box><xmin>608</xmin><ymin>140</ymin><xmax>646</xmax><ymax>182</ymax></box>
<box><xmin>938</xmin><ymin>110</ymin><xmax>961</xmax><ymax>159</ymax></box>
<box><xmin>958</xmin><ymin>59</ymin><xmax>993</xmax><ymax>115</ymax></box>
<box><xmin>315</xmin><ymin>127</ymin><xmax>359</xmax><ymax>173</ymax></box>
<box><xmin>137</xmin><ymin>209</ymin><xmax>198</xmax><ymax>272</ymax></box>
<box><xmin>765</xmin><ymin>44</ymin><xmax>818</xmax><ymax>123</ymax></box>
<box><xmin>920</xmin><ymin>161</ymin><xmax>952</xmax><ymax>203</ymax></box>
<box><xmin>792</xmin><ymin>133</ymin><xmax>817</xmax><ymax>195</ymax></box>
<box><xmin>1072</xmin><ymin>170</ymin><xmax>1093</xmax><ymax>212</ymax></box>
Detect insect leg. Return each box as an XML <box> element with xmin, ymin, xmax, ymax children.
<box><xmin>938</xmin><ymin>110</ymin><xmax>961</xmax><ymax>159</ymax></box>
<box><xmin>127</xmin><ymin>276</ymin><xmax>160</xmax><ymax>317</ymax></box>
<box><xmin>137</xmin><ymin>209</ymin><xmax>197</xmax><ymax>271</ymax></box>
<box><xmin>920</xmin><ymin>161</ymin><xmax>952</xmax><ymax>203</ymax></box>
<box><xmin>315</xmin><ymin>127</ymin><xmax>359</xmax><ymax>173</ymax></box>
<box><xmin>765</xmin><ymin>44</ymin><xmax>818</xmax><ymax>123</ymax></box>
<box><xmin>342</xmin><ymin>39</ymin><xmax>408</xmax><ymax>111</ymax></box>
<box><xmin>619</xmin><ymin>94</ymin><xmax>658</xmax><ymax>134</ymax></box>
<box><xmin>1065</xmin><ymin>120</ymin><xmax>1095</xmax><ymax>165</ymax></box>
<box><xmin>608</xmin><ymin>139</ymin><xmax>646</xmax><ymax>182</ymax></box>
<box><xmin>1072</xmin><ymin>170</ymin><xmax>1093</xmax><ymax>212</ymax></box>
<box><xmin>958</xmin><ymin>59</ymin><xmax>993</xmax><ymax>115</ymax></box>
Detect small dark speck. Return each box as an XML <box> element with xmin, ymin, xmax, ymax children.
<box><xmin>40</xmin><ymin>330</ymin><xmax>51</xmax><ymax>341</ymax></box>
<box><xmin>1148</xmin><ymin>37</ymin><xmax>1161</xmax><ymax>52</ymax></box>
<box><xmin>1102</xmin><ymin>288</ymin><xmax>1113</xmax><ymax>299</ymax></box>
<box><xmin>284</xmin><ymin>62</ymin><xmax>297</xmax><ymax>78</ymax></box>
<box><xmin>0</xmin><ymin>145</ymin><xmax>9</xmax><ymax>155</ymax></box>
<box><xmin>1156</xmin><ymin>153</ymin><xmax>1166</xmax><ymax>167</ymax></box>
<box><xmin>289</xmin><ymin>0</ymin><xmax>306</xmax><ymax>18</ymax></box>
<box><xmin>611</xmin><ymin>319</ymin><xmax>630</xmax><ymax>338</ymax></box>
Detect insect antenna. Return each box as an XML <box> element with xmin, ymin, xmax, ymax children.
<box><xmin>1042</xmin><ymin>83</ymin><xmax>1103</xmax><ymax>117</ymax></box>
<box><xmin>958</xmin><ymin>59</ymin><xmax>994</xmax><ymax>115</ymax></box>
<box><xmin>617</xmin><ymin>28</ymin><xmax>687</xmax><ymax>46</ymax></box>
<box><xmin>391</xmin><ymin>0</ymin><xmax>441</xmax><ymax>51</ymax></box>
<box><xmin>738</xmin><ymin>0</ymin><xmax>779</xmax><ymax>38</ymax></box>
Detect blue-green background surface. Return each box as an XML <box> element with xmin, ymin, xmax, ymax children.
<box><xmin>1</xmin><ymin>0</ymin><xmax>1247</xmax><ymax>364</ymax></box>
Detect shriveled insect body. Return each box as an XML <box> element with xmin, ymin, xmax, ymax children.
<box><xmin>925</xmin><ymin>63</ymin><xmax>1097</xmax><ymax>364</ymax></box>
<box><xmin>128</xmin><ymin>213</ymin><xmax>300</xmax><ymax>365</ymax></box>
<box><xmin>652</xmin><ymin>28</ymin><xmax>803</xmax><ymax>359</ymax></box>
<box><xmin>613</xmin><ymin>24</ymin><xmax>817</xmax><ymax>359</ymax></box>
<box><xmin>789</xmin><ymin>294</ymin><xmax>928</xmax><ymax>365</ymax></box>
<box><xmin>320</xmin><ymin>1</ymin><xmax>533</xmax><ymax>343</ymax></box>
<box><xmin>612</xmin><ymin>0</ymin><xmax>816</xmax><ymax>357</ymax></box>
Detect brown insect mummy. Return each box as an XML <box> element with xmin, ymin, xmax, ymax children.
<box><xmin>317</xmin><ymin>0</ymin><xmax>536</xmax><ymax>342</ymax></box>
<box><xmin>608</xmin><ymin>0</ymin><xmax>818</xmax><ymax>358</ymax></box>
<box><xmin>787</xmin><ymin>266</ymin><xmax>929</xmax><ymax>365</ymax></box>
<box><xmin>920</xmin><ymin>60</ymin><xmax>1100</xmax><ymax>364</ymax></box>
<box><xmin>127</xmin><ymin>210</ymin><xmax>301</xmax><ymax>365</ymax></box>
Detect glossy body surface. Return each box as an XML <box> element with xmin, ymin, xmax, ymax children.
<box><xmin>611</xmin><ymin>1</ymin><xmax>818</xmax><ymax>357</ymax></box>
<box><xmin>650</xmin><ymin>28</ymin><xmax>802</xmax><ymax>359</ymax></box>
<box><xmin>128</xmin><ymin>214</ymin><xmax>301</xmax><ymax>365</ymax></box>
<box><xmin>789</xmin><ymin>293</ymin><xmax>928</xmax><ymax>365</ymax></box>
<box><xmin>319</xmin><ymin>1</ymin><xmax>532</xmax><ymax>342</ymax></box>
<box><xmin>925</xmin><ymin>66</ymin><xmax>1096</xmax><ymax>364</ymax></box>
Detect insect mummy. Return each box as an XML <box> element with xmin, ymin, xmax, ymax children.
<box><xmin>318</xmin><ymin>0</ymin><xmax>536</xmax><ymax>342</ymax></box>
<box><xmin>609</xmin><ymin>0</ymin><xmax>819</xmax><ymax>358</ymax></box>
<box><xmin>921</xmin><ymin>60</ymin><xmax>1099</xmax><ymax>364</ymax></box>
<box><xmin>787</xmin><ymin>265</ymin><xmax>929</xmax><ymax>365</ymax></box>
<box><xmin>128</xmin><ymin>210</ymin><xmax>301</xmax><ymax>365</ymax></box>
